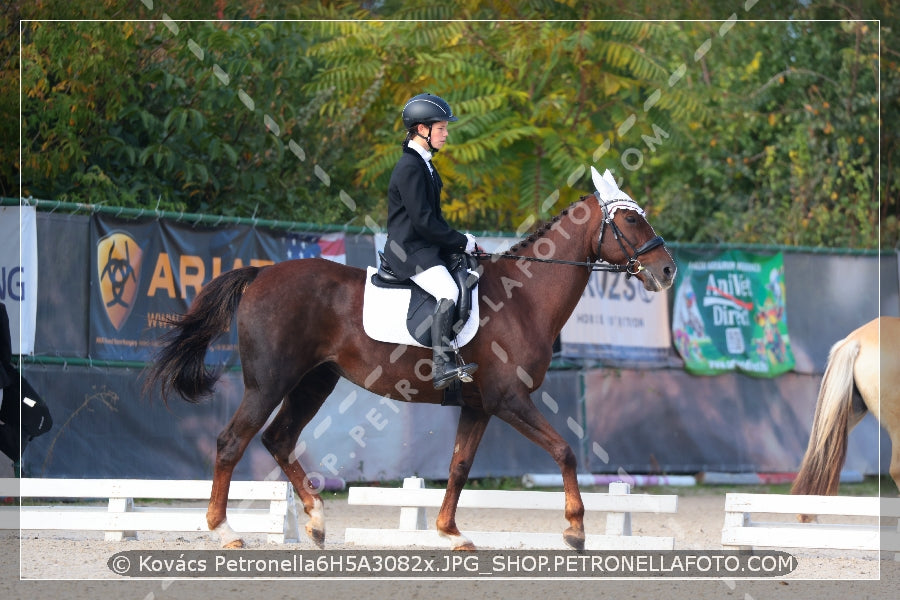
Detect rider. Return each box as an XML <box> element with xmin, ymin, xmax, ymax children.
<box><xmin>382</xmin><ymin>93</ymin><xmax>479</xmax><ymax>391</ymax></box>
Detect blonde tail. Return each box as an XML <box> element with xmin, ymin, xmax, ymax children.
<box><xmin>791</xmin><ymin>337</ymin><xmax>861</xmax><ymax>499</ymax></box>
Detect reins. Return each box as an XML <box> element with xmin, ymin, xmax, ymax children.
<box><xmin>471</xmin><ymin>191</ymin><xmax>666</xmax><ymax>278</ymax></box>
<box><xmin>470</xmin><ymin>250</ymin><xmax>639</xmax><ymax>274</ymax></box>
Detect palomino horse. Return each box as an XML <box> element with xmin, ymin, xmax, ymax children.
<box><xmin>145</xmin><ymin>178</ymin><xmax>676</xmax><ymax>551</ymax></box>
<box><xmin>791</xmin><ymin>317</ymin><xmax>900</xmax><ymax>513</ymax></box>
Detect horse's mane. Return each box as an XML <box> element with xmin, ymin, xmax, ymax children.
<box><xmin>506</xmin><ymin>197</ymin><xmax>590</xmax><ymax>255</ymax></box>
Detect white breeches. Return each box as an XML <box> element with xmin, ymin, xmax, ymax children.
<box><xmin>411</xmin><ymin>265</ymin><xmax>458</xmax><ymax>303</ymax></box>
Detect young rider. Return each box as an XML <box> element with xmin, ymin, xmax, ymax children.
<box><xmin>382</xmin><ymin>93</ymin><xmax>478</xmax><ymax>391</ymax></box>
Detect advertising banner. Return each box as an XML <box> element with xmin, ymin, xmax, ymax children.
<box><xmin>559</xmin><ymin>271</ymin><xmax>673</xmax><ymax>366</ymax></box>
<box><xmin>0</xmin><ymin>206</ymin><xmax>38</xmax><ymax>354</ymax></box>
<box><xmin>89</xmin><ymin>215</ymin><xmax>344</xmax><ymax>362</ymax></box>
<box><xmin>671</xmin><ymin>250</ymin><xmax>794</xmax><ymax>376</ymax></box>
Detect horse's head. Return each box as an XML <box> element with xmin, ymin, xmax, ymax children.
<box><xmin>589</xmin><ymin>167</ymin><xmax>676</xmax><ymax>292</ymax></box>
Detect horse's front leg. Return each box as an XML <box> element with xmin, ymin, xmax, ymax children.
<box><xmin>436</xmin><ymin>405</ymin><xmax>491</xmax><ymax>551</ymax></box>
<box><xmin>495</xmin><ymin>395</ymin><xmax>585</xmax><ymax>551</ymax></box>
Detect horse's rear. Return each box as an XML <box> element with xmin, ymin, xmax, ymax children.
<box><xmin>235</xmin><ymin>257</ymin><xmax>363</xmax><ymax>385</ymax></box>
<box><xmin>791</xmin><ymin>317</ymin><xmax>900</xmax><ymax>508</ymax></box>
<box><xmin>145</xmin><ymin>258</ymin><xmax>364</xmax><ymax>547</ymax></box>
<box><xmin>878</xmin><ymin>317</ymin><xmax>900</xmax><ymax>491</ymax></box>
<box><xmin>148</xmin><ymin>256</ymin><xmax>474</xmax><ymax>549</ymax></box>
<box><xmin>219</xmin><ymin>258</ymin><xmax>380</xmax><ymax>546</ymax></box>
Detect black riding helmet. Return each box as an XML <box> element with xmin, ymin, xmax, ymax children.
<box><xmin>402</xmin><ymin>93</ymin><xmax>458</xmax><ymax>128</ymax></box>
<box><xmin>402</xmin><ymin>93</ymin><xmax>457</xmax><ymax>153</ymax></box>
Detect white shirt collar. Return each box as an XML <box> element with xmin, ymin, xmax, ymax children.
<box><xmin>408</xmin><ymin>139</ymin><xmax>433</xmax><ymax>163</ymax></box>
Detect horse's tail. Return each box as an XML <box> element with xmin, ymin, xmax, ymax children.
<box><xmin>143</xmin><ymin>266</ymin><xmax>263</xmax><ymax>404</ymax></box>
<box><xmin>791</xmin><ymin>335</ymin><xmax>862</xmax><ymax>500</ymax></box>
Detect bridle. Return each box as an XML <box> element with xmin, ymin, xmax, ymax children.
<box><xmin>592</xmin><ymin>191</ymin><xmax>666</xmax><ymax>277</ymax></box>
<box><xmin>472</xmin><ymin>192</ymin><xmax>665</xmax><ymax>278</ymax></box>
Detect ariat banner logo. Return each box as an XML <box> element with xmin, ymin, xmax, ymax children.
<box><xmin>97</xmin><ymin>231</ymin><xmax>143</xmax><ymax>330</ymax></box>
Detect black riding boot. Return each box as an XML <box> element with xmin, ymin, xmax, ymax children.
<box><xmin>431</xmin><ymin>299</ymin><xmax>478</xmax><ymax>390</ymax></box>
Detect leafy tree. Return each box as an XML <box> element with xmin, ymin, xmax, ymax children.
<box><xmin>614</xmin><ymin>0</ymin><xmax>895</xmax><ymax>247</ymax></box>
<box><xmin>18</xmin><ymin>19</ymin><xmax>378</xmax><ymax>224</ymax></box>
<box><xmin>301</xmin><ymin>12</ymin><xmax>704</xmax><ymax>232</ymax></box>
<box><xmin>641</xmin><ymin>18</ymin><xmax>881</xmax><ymax>247</ymax></box>
<box><xmin>7</xmin><ymin>0</ymin><xmax>897</xmax><ymax>249</ymax></box>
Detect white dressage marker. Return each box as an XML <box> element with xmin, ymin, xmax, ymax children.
<box><xmin>721</xmin><ymin>493</ymin><xmax>900</xmax><ymax>557</ymax></box>
<box><xmin>344</xmin><ymin>476</ymin><xmax>678</xmax><ymax>550</ymax></box>
<box><xmin>0</xmin><ymin>478</ymin><xmax>300</xmax><ymax>543</ymax></box>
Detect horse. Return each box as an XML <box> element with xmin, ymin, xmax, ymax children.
<box><xmin>144</xmin><ymin>183</ymin><xmax>676</xmax><ymax>551</ymax></box>
<box><xmin>791</xmin><ymin>316</ymin><xmax>900</xmax><ymax>519</ymax></box>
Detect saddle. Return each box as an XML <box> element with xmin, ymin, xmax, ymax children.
<box><xmin>369</xmin><ymin>252</ymin><xmax>481</xmax><ymax>347</ymax></box>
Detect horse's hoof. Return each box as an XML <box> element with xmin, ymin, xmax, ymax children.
<box><xmin>563</xmin><ymin>527</ymin><xmax>585</xmax><ymax>553</ymax></box>
<box><xmin>304</xmin><ymin>498</ymin><xmax>325</xmax><ymax>548</ymax></box>
<box><xmin>306</xmin><ymin>523</ymin><xmax>325</xmax><ymax>549</ymax></box>
<box><xmin>223</xmin><ymin>538</ymin><xmax>245</xmax><ymax>549</ymax></box>
<box><xmin>439</xmin><ymin>530</ymin><xmax>474</xmax><ymax>550</ymax></box>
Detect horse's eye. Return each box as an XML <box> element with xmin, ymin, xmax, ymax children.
<box><xmin>625</xmin><ymin>215</ymin><xmax>637</xmax><ymax>224</ymax></box>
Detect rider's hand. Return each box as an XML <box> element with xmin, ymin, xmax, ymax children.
<box><xmin>464</xmin><ymin>233</ymin><xmax>477</xmax><ymax>254</ymax></box>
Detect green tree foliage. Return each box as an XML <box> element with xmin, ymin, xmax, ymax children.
<box><xmin>18</xmin><ymin>19</ymin><xmax>371</xmax><ymax>223</ymax></box>
<box><xmin>302</xmin><ymin>14</ymin><xmax>696</xmax><ymax>232</ymax></box>
<box><xmin>642</xmin><ymin>19</ymin><xmax>882</xmax><ymax>247</ymax></box>
<box><xmin>7</xmin><ymin>0</ymin><xmax>896</xmax><ymax>248</ymax></box>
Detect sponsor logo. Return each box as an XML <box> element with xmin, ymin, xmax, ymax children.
<box><xmin>703</xmin><ymin>273</ymin><xmax>753</xmax><ymax>327</ymax></box>
<box><xmin>97</xmin><ymin>231</ymin><xmax>143</xmax><ymax>330</ymax></box>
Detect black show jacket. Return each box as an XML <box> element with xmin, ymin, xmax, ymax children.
<box><xmin>382</xmin><ymin>141</ymin><xmax>468</xmax><ymax>280</ymax></box>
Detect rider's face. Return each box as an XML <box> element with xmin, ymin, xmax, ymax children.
<box><xmin>420</xmin><ymin>121</ymin><xmax>449</xmax><ymax>150</ymax></box>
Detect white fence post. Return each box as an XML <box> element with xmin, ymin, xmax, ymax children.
<box><xmin>105</xmin><ymin>496</ymin><xmax>136</xmax><ymax>541</ymax></box>
<box><xmin>721</xmin><ymin>493</ymin><xmax>900</xmax><ymax>553</ymax></box>
<box><xmin>606</xmin><ymin>481</ymin><xmax>632</xmax><ymax>536</ymax></box>
<box><xmin>398</xmin><ymin>476</ymin><xmax>428</xmax><ymax>531</ymax></box>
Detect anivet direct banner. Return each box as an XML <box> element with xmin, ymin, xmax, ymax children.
<box><xmin>671</xmin><ymin>250</ymin><xmax>795</xmax><ymax>377</ymax></box>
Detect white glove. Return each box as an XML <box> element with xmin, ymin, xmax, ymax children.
<box><xmin>464</xmin><ymin>233</ymin><xmax>477</xmax><ymax>253</ymax></box>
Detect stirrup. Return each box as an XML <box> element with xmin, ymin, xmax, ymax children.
<box><xmin>433</xmin><ymin>369</ymin><xmax>459</xmax><ymax>390</ymax></box>
<box><xmin>432</xmin><ymin>352</ymin><xmax>477</xmax><ymax>390</ymax></box>
<box><xmin>454</xmin><ymin>361</ymin><xmax>478</xmax><ymax>383</ymax></box>
<box><xmin>452</xmin><ymin>344</ymin><xmax>478</xmax><ymax>383</ymax></box>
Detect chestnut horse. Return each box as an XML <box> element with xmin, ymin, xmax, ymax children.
<box><xmin>791</xmin><ymin>317</ymin><xmax>900</xmax><ymax>515</ymax></box>
<box><xmin>145</xmin><ymin>188</ymin><xmax>676</xmax><ymax>550</ymax></box>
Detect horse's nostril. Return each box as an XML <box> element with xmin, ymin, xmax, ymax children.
<box><xmin>664</xmin><ymin>266</ymin><xmax>673</xmax><ymax>277</ymax></box>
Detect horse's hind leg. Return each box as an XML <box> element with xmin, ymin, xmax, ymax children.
<box><xmin>208</xmin><ymin>389</ymin><xmax>284</xmax><ymax>548</ymax></box>
<box><xmin>261</xmin><ymin>364</ymin><xmax>340</xmax><ymax>548</ymax></box>
<box><xmin>889</xmin><ymin>430</ymin><xmax>900</xmax><ymax>495</ymax></box>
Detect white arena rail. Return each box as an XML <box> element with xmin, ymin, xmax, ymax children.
<box><xmin>0</xmin><ymin>478</ymin><xmax>300</xmax><ymax>543</ymax></box>
<box><xmin>344</xmin><ymin>477</ymin><xmax>678</xmax><ymax>550</ymax></box>
<box><xmin>721</xmin><ymin>493</ymin><xmax>900</xmax><ymax>556</ymax></box>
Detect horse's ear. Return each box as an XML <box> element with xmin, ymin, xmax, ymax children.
<box><xmin>590</xmin><ymin>167</ymin><xmax>620</xmax><ymax>201</ymax></box>
<box><xmin>589</xmin><ymin>166</ymin><xmax>609</xmax><ymax>197</ymax></box>
<box><xmin>591</xmin><ymin>166</ymin><xmax>635</xmax><ymax>204</ymax></box>
<box><xmin>602</xmin><ymin>168</ymin><xmax>617</xmax><ymax>188</ymax></box>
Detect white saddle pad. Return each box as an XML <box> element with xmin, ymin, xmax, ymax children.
<box><xmin>362</xmin><ymin>266</ymin><xmax>480</xmax><ymax>349</ymax></box>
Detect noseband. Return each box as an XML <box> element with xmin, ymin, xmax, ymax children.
<box><xmin>593</xmin><ymin>190</ymin><xmax>665</xmax><ymax>278</ymax></box>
